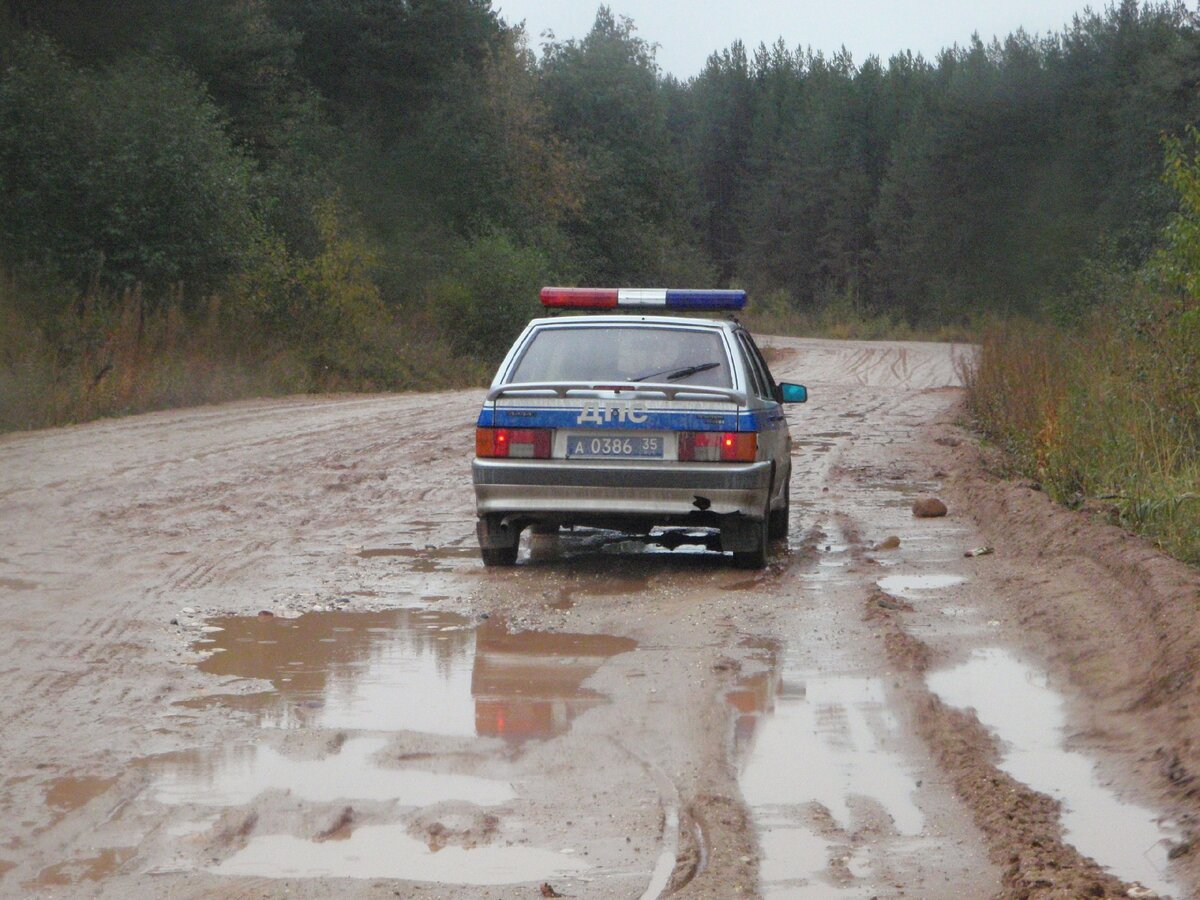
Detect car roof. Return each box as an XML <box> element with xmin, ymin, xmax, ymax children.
<box><xmin>524</xmin><ymin>314</ymin><xmax>741</xmax><ymax>331</ymax></box>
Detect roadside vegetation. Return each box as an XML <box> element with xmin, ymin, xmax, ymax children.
<box><xmin>0</xmin><ymin>2</ymin><xmax>1198</xmax><ymax>560</ymax></box>
<box><xmin>966</xmin><ymin>130</ymin><xmax>1200</xmax><ymax>564</ymax></box>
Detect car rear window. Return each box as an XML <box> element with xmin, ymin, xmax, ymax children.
<box><xmin>508</xmin><ymin>326</ymin><xmax>732</xmax><ymax>388</ymax></box>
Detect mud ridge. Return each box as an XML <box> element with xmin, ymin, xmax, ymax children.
<box><xmin>868</xmin><ymin>594</ymin><xmax>1154</xmax><ymax>899</ymax></box>
<box><xmin>673</xmin><ymin>794</ymin><xmax>756</xmax><ymax>898</ymax></box>
<box><xmin>665</xmin><ymin>807</ymin><xmax>705</xmax><ymax>893</ymax></box>
<box><xmin>934</xmin><ymin>421</ymin><xmax>1200</xmax><ymax>888</ymax></box>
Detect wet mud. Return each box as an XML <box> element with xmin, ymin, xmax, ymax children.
<box><xmin>1</xmin><ymin>336</ymin><xmax>1197</xmax><ymax>898</ymax></box>
<box><xmin>928</xmin><ymin>647</ymin><xmax>1181</xmax><ymax>896</ymax></box>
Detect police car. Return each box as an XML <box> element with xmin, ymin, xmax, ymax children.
<box><xmin>472</xmin><ymin>287</ymin><xmax>808</xmax><ymax>568</ymax></box>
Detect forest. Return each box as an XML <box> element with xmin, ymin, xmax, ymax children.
<box><xmin>0</xmin><ymin>2</ymin><xmax>1198</xmax><ymax>417</ymax></box>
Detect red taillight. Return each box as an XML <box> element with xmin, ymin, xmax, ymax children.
<box><xmin>476</xmin><ymin>427</ymin><xmax>551</xmax><ymax>459</ymax></box>
<box><xmin>678</xmin><ymin>431</ymin><xmax>757</xmax><ymax>462</ymax></box>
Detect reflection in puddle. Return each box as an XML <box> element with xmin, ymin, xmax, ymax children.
<box><xmin>147</xmin><ymin>609</ymin><xmax>638</xmax><ymax>886</ymax></box>
<box><xmin>733</xmin><ymin>666</ymin><xmax>924</xmax><ymax>896</ymax></box>
<box><xmin>928</xmin><ymin>648</ymin><xmax>1180</xmax><ymax>896</ymax></box>
<box><xmin>518</xmin><ymin>526</ymin><xmax>732</xmax><ymax>563</ymax></box>
<box><xmin>191</xmin><ymin>608</ymin><xmax>636</xmax><ymax>741</ymax></box>
<box><xmin>152</xmin><ymin>736</ymin><xmax>515</xmax><ymax>808</ymax></box>
<box><xmin>214</xmin><ymin>824</ymin><xmax>590</xmax><ymax>883</ymax></box>
<box><xmin>876</xmin><ymin>574</ymin><xmax>965</xmax><ymax>596</ymax></box>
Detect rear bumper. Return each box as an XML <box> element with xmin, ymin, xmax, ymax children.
<box><xmin>472</xmin><ymin>458</ymin><xmax>772</xmax><ymax>520</ymax></box>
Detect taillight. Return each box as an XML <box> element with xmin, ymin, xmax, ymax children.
<box><xmin>476</xmin><ymin>427</ymin><xmax>552</xmax><ymax>459</ymax></box>
<box><xmin>678</xmin><ymin>431</ymin><xmax>757</xmax><ymax>462</ymax></box>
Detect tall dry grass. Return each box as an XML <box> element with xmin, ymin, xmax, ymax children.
<box><xmin>0</xmin><ymin>287</ymin><xmax>310</xmax><ymax>432</ymax></box>
<box><xmin>741</xmin><ymin>288</ymin><xmax>977</xmax><ymax>343</ymax></box>
<box><xmin>964</xmin><ymin>302</ymin><xmax>1200</xmax><ymax>565</ymax></box>
<box><xmin>0</xmin><ymin>281</ymin><xmax>489</xmax><ymax>434</ymax></box>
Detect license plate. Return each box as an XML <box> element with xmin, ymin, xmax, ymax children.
<box><xmin>566</xmin><ymin>434</ymin><xmax>664</xmax><ymax>459</ymax></box>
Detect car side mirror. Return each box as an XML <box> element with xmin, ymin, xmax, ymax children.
<box><xmin>778</xmin><ymin>382</ymin><xmax>808</xmax><ymax>403</ymax></box>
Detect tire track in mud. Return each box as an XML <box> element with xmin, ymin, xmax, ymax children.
<box><xmin>803</xmin><ymin>382</ymin><xmax>1189</xmax><ymax>898</ymax></box>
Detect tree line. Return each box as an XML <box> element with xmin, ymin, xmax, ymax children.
<box><xmin>2</xmin><ymin>0</ymin><xmax>1199</xmax><ymax>380</ymax></box>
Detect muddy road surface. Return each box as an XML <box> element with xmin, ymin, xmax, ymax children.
<box><xmin>2</xmin><ymin>336</ymin><xmax>1198</xmax><ymax>898</ymax></box>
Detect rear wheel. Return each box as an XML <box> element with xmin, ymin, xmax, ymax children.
<box><xmin>481</xmin><ymin>545</ymin><xmax>518</xmax><ymax>566</ymax></box>
<box><xmin>732</xmin><ymin>504</ymin><xmax>770</xmax><ymax>569</ymax></box>
<box><xmin>478</xmin><ymin>514</ymin><xmax>519</xmax><ymax>566</ymax></box>
<box><xmin>768</xmin><ymin>481</ymin><xmax>790</xmax><ymax>541</ymax></box>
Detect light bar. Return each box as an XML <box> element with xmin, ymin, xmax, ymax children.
<box><xmin>540</xmin><ymin>287</ymin><xmax>746</xmax><ymax>311</ymax></box>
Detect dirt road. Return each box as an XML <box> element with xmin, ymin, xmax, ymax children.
<box><xmin>1</xmin><ymin>336</ymin><xmax>1197</xmax><ymax>898</ymax></box>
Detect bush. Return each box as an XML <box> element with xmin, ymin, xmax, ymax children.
<box><xmin>0</xmin><ymin>37</ymin><xmax>259</xmax><ymax>297</ymax></box>
<box><xmin>432</xmin><ymin>234</ymin><xmax>548</xmax><ymax>361</ymax></box>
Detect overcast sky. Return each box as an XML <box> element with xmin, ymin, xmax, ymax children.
<box><xmin>493</xmin><ymin>0</ymin><xmax>1098</xmax><ymax>78</ymax></box>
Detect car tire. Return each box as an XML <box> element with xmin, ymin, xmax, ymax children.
<box><xmin>480</xmin><ymin>545</ymin><xmax>518</xmax><ymax>566</ymax></box>
<box><xmin>768</xmin><ymin>481</ymin><xmax>790</xmax><ymax>541</ymax></box>
<box><xmin>732</xmin><ymin>504</ymin><xmax>770</xmax><ymax>570</ymax></box>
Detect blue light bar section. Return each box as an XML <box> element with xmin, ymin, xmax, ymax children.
<box><xmin>664</xmin><ymin>289</ymin><xmax>746</xmax><ymax>310</ymax></box>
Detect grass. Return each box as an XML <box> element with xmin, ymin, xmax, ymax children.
<box><xmin>0</xmin><ymin>281</ymin><xmax>489</xmax><ymax>434</ymax></box>
<box><xmin>963</xmin><ymin>300</ymin><xmax>1200</xmax><ymax>566</ymax></box>
<box><xmin>741</xmin><ymin>289</ymin><xmax>977</xmax><ymax>343</ymax></box>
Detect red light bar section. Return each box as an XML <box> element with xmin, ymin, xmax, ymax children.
<box><xmin>540</xmin><ymin>287</ymin><xmax>618</xmax><ymax>308</ymax></box>
<box><xmin>540</xmin><ymin>287</ymin><xmax>746</xmax><ymax>311</ymax></box>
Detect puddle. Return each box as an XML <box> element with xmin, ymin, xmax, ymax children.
<box><xmin>734</xmin><ymin>670</ymin><xmax>924</xmax><ymax>896</ymax></box>
<box><xmin>214</xmin><ymin>824</ymin><xmax>590</xmax><ymax>883</ymax></box>
<box><xmin>152</xmin><ymin>736</ymin><xmax>515</xmax><ymax>808</ymax></box>
<box><xmin>739</xmin><ymin>676</ymin><xmax>923</xmax><ymax>834</ymax></box>
<box><xmin>758</xmin><ymin>826</ymin><xmax>870</xmax><ymax>898</ymax></box>
<box><xmin>36</xmin><ymin>847</ymin><xmax>134</xmax><ymax>886</ymax></box>
<box><xmin>520</xmin><ymin>527</ymin><xmax>729</xmax><ymax>564</ymax></box>
<box><xmin>44</xmin><ymin>775</ymin><xmax>117</xmax><ymax>812</ymax></box>
<box><xmin>876</xmin><ymin>574</ymin><xmax>965</xmax><ymax>597</ymax></box>
<box><xmin>145</xmin><ymin>610</ymin><xmax>639</xmax><ymax>885</ymax></box>
<box><xmin>812</xmin><ymin>521</ymin><xmax>853</xmax><ymax>570</ymax></box>
<box><xmin>190</xmin><ymin>608</ymin><xmax>636</xmax><ymax>741</ymax></box>
<box><xmin>724</xmin><ymin>576</ymin><xmax>766</xmax><ymax>592</ymax></box>
<box><xmin>554</xmin><ymin>572</ymin><xmax>650</xmax><ymax>602</ymax></box>
<box><xmin>927</xmin><ymin>648</ymin><xmax>1181</xmax><ymax>896</ymax></box>
<box><xmin>165</xmin><ymin>817</ymin><xmax>218</xmax><ymax>837</ymax></box>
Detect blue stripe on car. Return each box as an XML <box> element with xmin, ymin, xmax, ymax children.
<box><xmin>477</xmin><ymin>408</ymin><xmax>759</xmax><ymax>431</ymax></box>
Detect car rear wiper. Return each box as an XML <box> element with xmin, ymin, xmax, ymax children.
<box><xmin>632</xmin><ymin>361</ymin><xmax>720</xmax><ymax>383</ymax></box>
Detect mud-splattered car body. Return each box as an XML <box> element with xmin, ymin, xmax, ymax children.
<box><xmin>472</xmin><ymin>288</ymin><xmax>807</xmax><ymax>568</ymax></box>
